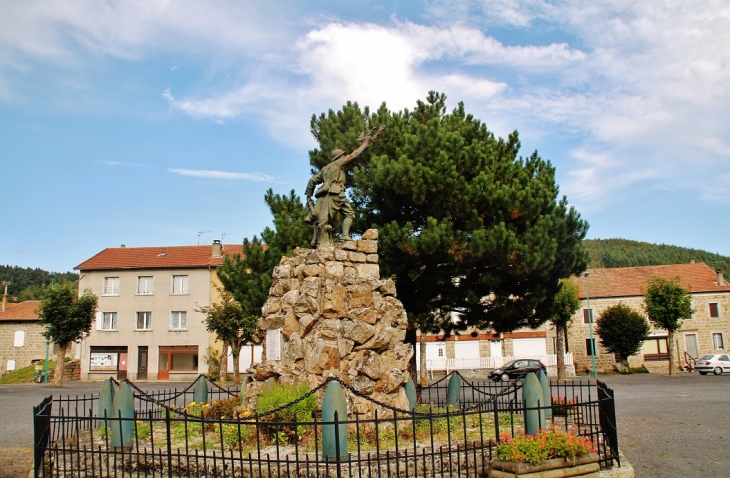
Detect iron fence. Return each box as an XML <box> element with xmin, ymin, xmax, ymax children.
<box><xmin>33</xmin><ymin>373</ymin><xmax>620</xmax><ymax>478</ymax></box>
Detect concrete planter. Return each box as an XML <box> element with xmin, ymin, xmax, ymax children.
<box><xmin>490</xmin><ymin>453</ymin><xmax>600</xmax><ymax>477</ymax></box>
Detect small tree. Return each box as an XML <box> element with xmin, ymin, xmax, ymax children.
<box><xmin>37</xmin><ymin>284</ymin><xmax>98</xmax><ymax>386</ymax></box>
<box><xmin>551</xmin><ymin>278</ymin><xmax>581</xmax><ymax>380</ymax></box>
<box><xmin>644</xmin><ymin>275</ymin><xmax>693</xmax><ymax>376</ymax></box>
<box><xmin>197</xmin><ymin>288</ymin><xmax>258</xmax><ymax>384</ymax></box>
<box><xmin>595</xmin><ymin>303</ymin><xmax>650</xmax><ymax>373</ymax></box>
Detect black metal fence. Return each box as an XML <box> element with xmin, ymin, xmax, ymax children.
<box><xmin>33</xmin><ymin>373</ymin><xmax>620</xmax><ymax>478</ymax></box>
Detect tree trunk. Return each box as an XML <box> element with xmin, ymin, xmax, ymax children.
<box><xmin>556</xmin><ymin>324</ymin><xmax>566</xmax><ymax>380</ymax></box>
<box><xmin>622</xmin><ymin>358</ymin><xmax>630</xmax><ymax>374</ymax></box>
<box><xmin>419</xmin><ymin>331</ymin><xmax>428</xmax><ymax>387</ymax></box>
<box><xmin>406</xmin><ymin>326</ymin><xmax>417</xmax><ymax>382</ymax></box>
<box><xmin>564</xmin><ymin>326</ymin><xmax>570</xmax><ymax>352</ymax></box>
<box><xmin>668</xmin><ymin>330</ymin><xmax>675</xmax><ymax>376</ymax></box>
<box><xmin>232</xmin><ymin>344</ymin><xmax>242</xmax><ymax>384</ymax></box>
<box><xmin>219</xmin><ymin>342</ymin><xmax>228</xmax><ymax>385</ymax></box>
<box><xmin>53</xmin><ymin>343</ymin><xmax>67</xmax><ymax>387</ymax></box>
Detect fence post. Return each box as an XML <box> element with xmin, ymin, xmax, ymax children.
<box><xmin>193</xmin><ymin>374</ymin><xmax>209</xmax><ymax>404</ymax></box>
<box><xmin>597</xmin><ymin>381</ymin><xmax>620</xmax><ymax>466</ymax></box>
<box><xmin>322</xmin><ymin>381</ymin><xmax>348</xmax><ymax>460</ymax></box>
<box><xmin>110</xmin><ymin>382</ymin><xmax>134</xmax><ymax>448</ymax></box>
<box><xmin>98</xmin><ymin>378</ymin><xmax>115</xmax><ymax>420</ymax></box>
<box><xmin>405</xmin><ymin>377</ymin><xmax>417</xmax><ymax>411</ymax></box>
<box><xmin>522</xmin><ymin>372</ymin><xmax>545</xmax><ymax>435</ymax></box>
<box><xmin>33</xmin><ymin>396</ymin><xmax>52</xmax><ymax>478</ymax></box>
<box><xmin>447</xmin><ymin>373</ymin><xmax>461</xmax><ymax>409</ymax></box>
<box><xmin>537</xmin><ymin>369</ymin><xmax>552</xmax><ymax>420</ymax></box>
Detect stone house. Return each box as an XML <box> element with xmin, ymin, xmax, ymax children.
<box><xmin>76</xmin><ymin>241</ymin><xmax>242</xmax><ymax>381</ymax></box>
<box><xmin>548</xmin><ymin>262</ymin><xmax>730</xmax><ymax>374</ymax></box>
<box><xmin>0</xmin><ymin>299</ymin><xmax>52</xmax><ymax>374</ymax></box>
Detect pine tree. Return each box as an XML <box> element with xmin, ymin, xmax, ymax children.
<box><xmin>310</xmin><ymin>91</ymin><xmax>589</xmax><ymax>336</ymax></box>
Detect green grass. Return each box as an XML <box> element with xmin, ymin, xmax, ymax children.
<box><xmin>0</xmin><ymin>361</ymin><xmax>56</xmax><ymax>384</ymax></box>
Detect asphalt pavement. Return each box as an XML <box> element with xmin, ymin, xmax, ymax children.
<box><xmin>2</xmin><ymin>374</ymin><xmax>728</xmax><ymax>478</ymax></box>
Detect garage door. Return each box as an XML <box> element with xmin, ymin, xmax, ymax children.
<box><xmin>513</xmin><ymin>338</ymin><xmax>547</xmax><ymax>357</ymax></box>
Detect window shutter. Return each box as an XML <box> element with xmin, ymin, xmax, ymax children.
<box><xmin>95</xmin><ymin>312</ymin><xmax>102</xmax><ymax>331</ymax></box>
<box><xmin>13</xmin><ymin>330</ymin><xmax>25</xmax><ymax>347</ymax></box>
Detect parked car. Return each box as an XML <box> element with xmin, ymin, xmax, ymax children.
<box><xmin>489</xmin><ymin>359</ymin><xmax>547</xmax><ymax>382</ymax></box>
<box><xmin>695</xmin><ymin>354</ymin><xmax>730</xmax><ymax>375</ymax></box>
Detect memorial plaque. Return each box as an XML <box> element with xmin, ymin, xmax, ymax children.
<box><xmin>266</xmin><ymin>328</ymin><xmax>282</xmax><ymax>361</ymax></box>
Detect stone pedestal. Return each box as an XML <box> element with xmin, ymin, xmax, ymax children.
<box><xmin>243</xmin><ymin>229</ymin><xmax>412</xmax><ymax>417</ymax></box>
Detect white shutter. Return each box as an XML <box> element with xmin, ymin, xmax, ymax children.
<box><xmin>95</xmin><ymin>312</ymin><xmax>102</xmax><ymax>331</ymax></box>
<box><xmin>13</xmin><ymin>330</ymin><xmax>25</xmax><ymax>347</ymax></box>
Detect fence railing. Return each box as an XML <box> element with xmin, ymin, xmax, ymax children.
<box><xmin>33</xmin><ymin>373</ymin><xmax>619</xmax><ymax>478</ymax></box>
<box><xmin>425</xmin><ymin>353</ymin><xmax>574</xmax><ymax>373</ymax></box>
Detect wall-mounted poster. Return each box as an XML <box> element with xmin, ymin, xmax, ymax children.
<box><xmin>90</xmin><ymin>352</ymin><xmax>118</xmax><ymax>371</ymax></box>
<box><xmin>266</xmin><ymin>329</ymin><xmax>282</xmax><ymax>361</ymax></box>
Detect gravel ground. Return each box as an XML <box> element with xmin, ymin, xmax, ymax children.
<box><xmin>3</xmin><ymin>374</ymin><xmax>728</xmax><ymax>478</ymax></box>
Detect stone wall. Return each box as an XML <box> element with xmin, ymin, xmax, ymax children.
<box><xmin>243</xmin><ymin>229</ymin><xmax>412</xmax><ymax>417</ymax></box>
<box><xmin>0</xmin><ymin>321</ymin><xmax>54</xmax><ymax>373</ymax></box>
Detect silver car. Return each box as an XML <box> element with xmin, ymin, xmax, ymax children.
<box><xmin>695</xmin><ymin>354</ymin><xmax>730</xmax><ymax>375</ymax></box>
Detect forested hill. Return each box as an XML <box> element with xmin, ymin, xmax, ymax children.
<box><xmin>0</xmin><ymin>266</ymin><xmax>78</xmax><ymax>302</ymax></box>
<box><xmin>585</xmin><ymin>239</ymin><xmax>730</xmax><ymax>277</ymax></box>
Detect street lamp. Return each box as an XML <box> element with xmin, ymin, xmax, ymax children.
<box><xmin>583</xmin><ymin>271</ymin><xmax>598</xmax><ymax>379</ymax></box>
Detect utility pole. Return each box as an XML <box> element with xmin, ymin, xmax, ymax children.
<box><xmin>44</xmin><ymin>273</ymin><xmax>55</xmax><ymax>383</ymax></box>
<box><xmin>583</xmin><ymin>271</ymin><xmax>598</xmax><ymax>379</ymax></box>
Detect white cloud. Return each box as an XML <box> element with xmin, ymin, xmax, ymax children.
<box><xmin>168</xmin><ymin>168</ymin><xmax>277</xmax><ymax>182</ymax></box>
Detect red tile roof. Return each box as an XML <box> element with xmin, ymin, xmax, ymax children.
<box><xmin>0</xmin><ymin>300</ymin><xmax>41</xmax><ymax>322</ymax></box>
<box><xmin>75</xmin><ymin>244</ymin><xmax>244</xmax><ymax>271</ymax></box>
<box><xmin>576</xmin><ymin>263</ymin><xmax>730</xmax><ymax>299</ymax></box>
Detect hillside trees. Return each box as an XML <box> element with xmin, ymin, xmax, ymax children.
<box><xmin>595</xmin><ymin>304</ymin><xmax>650</xmax><ymax>372</ymax></box>
<box><xmin>37</xmin><ymin>284</ymin><xmax>98</xmax><ymax>386</ymax></box>
<box><xmin>644</xmin><ymin>275</ymin><xmax>693</xmax><ymax>376</ymax></box>
<box><xmin>309</xmin><ymin>91</ymin><xmax>589</xmax><ymax>339</ymax></box>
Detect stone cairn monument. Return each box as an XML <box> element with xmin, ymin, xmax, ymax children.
<box><xmin>242</xmin><ymin>229</ymin><xmax>412</xmax><ymax>418</ymax></box>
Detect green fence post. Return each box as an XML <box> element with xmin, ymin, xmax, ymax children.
<box><xmin>193</xmin><ymin>375</ymin><xmax>209</xmax><ymax>404</ymax></box>
<box><xmin>537</xmin><ymin>368</ymin><xmax>552</xmax><ymax>419</ymax></box>
<box><xmin>321</xmin><ymin>381</ymin><xmax>348</xmax><ymax>460</ymax></box>
<box><xmin>522</xmin><ymin>372</ymin><xmax>546</xmax><ymax>435</ymax></box>
<box><xmin>405</xmin><ymin>377</ymin><xmax>417</xmax><ymax>411</ymax></box>
<box><xmin>98</xmin><ymin>378</ymin><xmax>115</xmax><ymax>421</ymax></box>
<box><xmin>447</xmin><ymin>373</ymin><xmax>461</xmax><ymax>409</ymax></box>
<box><xmin>110</xmin><ymin>382</ymin><xmax>134</xmax><ymax>448</ymax></box>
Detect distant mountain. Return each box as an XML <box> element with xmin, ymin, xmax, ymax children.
<box><xmin>0</xmin><ymin>266</ymin><xmax>78</xmax><ymax>302</ymax></box>
<box><xmin>584</xmin><ymin>239</ymin><xmax>729</xmax><ymax>279</ymax></box>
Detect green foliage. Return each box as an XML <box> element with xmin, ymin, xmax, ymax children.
<box><xmin>309</xmin><ymin>91</ymin><xmax>589</xmax><ymax>333</ymax></box>
<box><xmin>595</xmin><ymin>304</ymin><xmax>650</xmax><ymax>366</ymax></box>
<box><xmin>551</xmin><ymin>279</ymin><xmax>580</xmax><ymax>327</ymax></box>
<box><xmin>495</xmin><ymin>426</ymin><xmax>597</xmax><ymax>464</ymax></box>
<box><xmin>0</xmin><ymin>360</ymin><xmax>57</xmax><ymax>384</ymax></box>
<box><xmin>257</xmin><ymin>382</ymin><xmax>317</xmax><ymax>422</ymax></box>
<box><xmin>37</xmin><ymin>284</ymin><xmax>98</xmax><ymax>347</ymax></box>
<box><xmin>643</xmin><ymin>276</ymin><xmax>693</xmax><ymax>334</ymax></box>
<box><xmin>0</xmin><ymin>265</ymin><xmax>78</xmax><ymax>302</ymax></box>
<box><xmin>202</xmin><ymin>347</ymin><xmax>221</xmax><ymax>381</ymax></box>
<box><xmin>584</xmin><ymin>239</ymin><xmax>730</xmax><ymax>280</ymax></box>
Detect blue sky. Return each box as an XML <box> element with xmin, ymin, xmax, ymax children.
<box><xmin>2</xmin><ymin>1</ymin><xmax>729</xmax><ymax>273</ymax></box>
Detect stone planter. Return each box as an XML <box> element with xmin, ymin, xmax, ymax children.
<box><xmin>489</xmin><ymin>453</ymin><xmax>600</xmax><ymax>478</ymax></box>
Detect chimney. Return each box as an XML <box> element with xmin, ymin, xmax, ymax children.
<box><xmin>717</xmin><ymin>269</ymin><xmax>725</xmax><ymax>287</ymax></box>
<box><xmin>1</xmin><ymin>281</ymin><xmax>8</xmax><ymax>313</ymax></box>
<box><xmin>689</xmin><ymin>258</ymin><xmax>696</xmax><ymax>263</ymax></box>
<box><xmin>120</xmin><ymin>244</ymin><xmax>126</xmax><ymax>248</ymax></box>
<box><xmin>212</xmin><ymin>240</ymin><xmax>222</xmax><ymax>258</ymax></box>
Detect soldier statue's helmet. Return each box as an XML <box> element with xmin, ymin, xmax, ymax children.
<box><xmin>330</xmin><ymin>148</ymin><xmax>345</xmax><ymax>161</ymax></box>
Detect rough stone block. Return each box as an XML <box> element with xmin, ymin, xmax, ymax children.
<box><xmin>261</xmin><ymin>297</ymin><xmax>281</xmax><ymax>315</ymax></box>
<box><xmin>366</xmin><ymin>254</ymin><xmax>379</xmax><ymax>263</ymax></box>
<box><xmin>357</xmin><ymin>240</ymin><xmax>378</xmax><ymax>254</ymax></box>
<box><xmin>348</xmin><ymin>251</ymin><xmax>367</xmax><ymax>263</ymax></box>
<box><xmin>356</xmin><ymin>263</ymin><xmax>380</xmax><ymax>279</ymax></box>
<box><xmin>362</xmin><ymin>229</ymin><xmax>378</xmax><ymax>240</ymax></box>
<box><xmin>325</xmin><ymin>261</ymin><xmax>345</xmax><ymax>277</ymax></box>
<box><xmin>273</xmin><ymin>264</ymin><xmax>291</xmax><ymax>279</ymax></box>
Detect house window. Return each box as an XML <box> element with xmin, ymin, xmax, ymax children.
<box><xmin>642</xmin><ymin>337</ymin><xmax>669</xmax><ymax>360</ymax></box>
<box><xmin>137</xmin><ymin>276</ymin><xmax>154</xmax><ymax>295</ymax></box>
<box><xmin>136</xmin><ymin>312</ymin><xmax>152</xmax><ymax>330</ymax></box>
<box><xmin>585</xmin><ymin>338</ymin><xmax>597</xmax><ymax>356</ymax></box>
<box><xmin>583</xmin><ymin>308</ymin><xmax>594</xmax><ymax>324</ymax></box>
<box><xmin>159</xmin><ymin>346</ymin><xmax>199</xmax><ymax>372</ymax></box>
<box><xmin>13</xmin><ymin>330</ymin><xmax>25</xmax><ymax>347</ymax></box>
<box><xmin>6</xmin><ymin>359</ymin><xmax>16</xmax><ymax>371</ymax></box>
<box><xmin>713</xmin><ymin>333</ymin><xmax>725</xmax><ymax>349</ymax></box>
<box><xmin>170</xmin><ymin>311</ymin><xmax>187</xmax><ymax>330</ymax></box>
<box><xmin>709</xmin><ymin>303</ymin><xmax>720</xmax><ymax>318</ymax></box>
<box><xmin>103</xmin><ymin>277</ymin><xmax>120</xmax><ymax>296</ymax></box>
<box><xmin>101</xmin><ymin>312</ymin><xmax>118</xmax><ymax>330</ymax></box>
<box><xmin>171</xmin><ymin>275</ymin><xmax>188</xmax><ymax>294</ymax></box>
<box><xmin>438</xmin><ymin>348</ymin><xmax>444</xmax><ymax>357</ymax></box>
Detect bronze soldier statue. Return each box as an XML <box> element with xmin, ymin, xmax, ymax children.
<box><xmin>305</xmin><ymin>125</ymin><xmax>385</xmax><ymax>247</ymax></box>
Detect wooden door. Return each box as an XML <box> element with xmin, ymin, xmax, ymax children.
<box><xmin>117</xmin><ymin>352</ymin><xmax>128</xmax><ymax>381</ymax></box>
<box><xmin>137</xmin><ymin>347</ymin><xmax>148</xmax><ymax>380</ymax></box>
<box><xmin>158</xmin><ymin>351</ymin><xmax>169</xmax><ymax>380</ymax></box>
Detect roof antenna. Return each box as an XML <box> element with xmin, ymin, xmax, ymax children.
<box><xmin>220</xmin><ymin>232</ymin><xmax>232</xmax><ymax>249</ymax></box>
<box><xmin>198</xmin><ymin>230</ymin><xmax>211</xmax><ymax>245</ymax></box>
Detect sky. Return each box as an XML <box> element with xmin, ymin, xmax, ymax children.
<box><xmin>2</xmin><ymin>0</ymin><xmax>729</xmax><ymax>273</ymax></box>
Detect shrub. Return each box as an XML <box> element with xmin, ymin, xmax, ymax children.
<box><xmin>495</xmin><ymin>426</ymin><xmax>597</xmax><ymax>464</ymax></box>
<box><xmin>257</xmin><ymin>383</ymin><xmax>317</xmax><ymax>422</ymax></box>
<box><xmin>203</xmin><ymin>396</ymin><xmax>241</xmax><ymax>420</ymax></box>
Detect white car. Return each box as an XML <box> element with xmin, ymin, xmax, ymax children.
<box><xmin>695</xmin><ymin>354</ymin><xmax>730</xmax><ymax>375</ymax></box>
